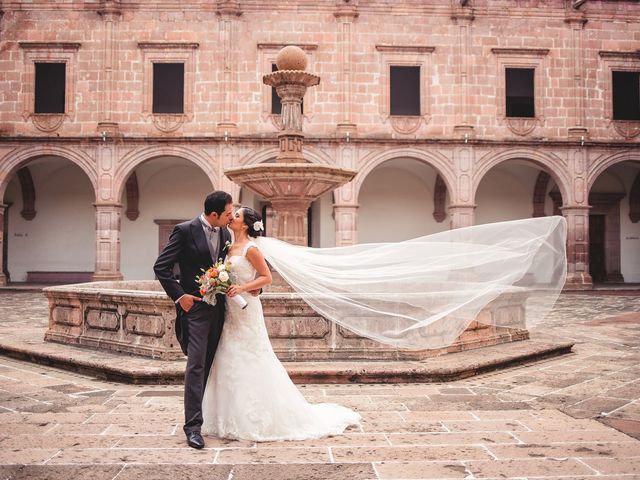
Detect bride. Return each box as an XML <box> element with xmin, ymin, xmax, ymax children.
<box><xmin>201</xmin><ymin>207</ymin><xmax>361</xmax><ymax>441</ymax></box>
<box><xmin>201</xmin><ymin>206</ymin><xmax>567</xmax><ymax>441</ymax></box>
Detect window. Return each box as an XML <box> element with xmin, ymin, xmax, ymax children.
<box><xmin>152</xmin><ymin>63</ymin><xmax>184</xmax><ymax>114</ymax></box>
<box><xmin>271</xmin><ymin>64</ymin><xmax>282</xmax><ymax>115</ymax></box>
<box><xmin>506</xmin><ymin>68</ymin><xmax>535</xmax><ymax>118</ymax></box>
<box><xmin>270</xmin><ymin>63</ymin><xmax>303</xmax><ymax>115</ymax></box>
<box><xmin>34</xmin><ymin>62</ymin><xmax>66</xmax><ymax>114</ymax></box>
<box><xmin>390</xmin><ymin>66</ymin><xmax>420</xmax><ymax>116</ymax></box>
<box><xmin>612</xmin><ymin>71</ymin><xmax>640</xmax><ymax>121</ymax></box>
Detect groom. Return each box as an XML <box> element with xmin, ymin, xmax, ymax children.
<box><xmin>153</xmin><ymin>190</ymin><xmax>233</xmax><ymax>449</ymax></box>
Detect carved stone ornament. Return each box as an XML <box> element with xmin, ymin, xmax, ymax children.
<box><xmin>151</xmin><ymin>114</ymin><xmax>186</xmax><ymax>133</ymax></box>
<box><xmin>269</xmin><ymin>113</ymin><xmax>283</xmax><ymax>130</ymax></box>
<box><xmin>612</xmin><ymin>120</ymin><xmax>640</xmax><ymax>139</ymax></box>
<box><xmin>390</xmin><ymin>116</ymin><xmax>421</xmax><ymax>135</ymax></box>
<box><xmin>505</xmin><ymin>117</ymin><xmax>538</xmax><ymax>136</ymax></box>
<box><xmin>31</xmin><ymin>114</ymin><xmax>65</xmax><ymax>132</ymax></box>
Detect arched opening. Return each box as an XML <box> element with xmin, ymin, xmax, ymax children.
<box><xmin>119</xmin><ymin>156</ymin><xmax>215</xmax><ymax>280</ymax></box>
<box><xmin>3</xmin><ymin>156</ymin><xmax>95</xmax><ymax>283</ymax></box>
<box><xmin>475</xmin><ymin>159</ymin><xmax>563</xmax><ymax>225</ymax></box>
<box><xmin>357</xmin><ymin>157</ymin><xmax>450</xmax><ymax>243</ymax></box>
<box><xmin>588</xmin><ymin>160</ymin><xmax>640</xmax><ymax>284</ymax></box>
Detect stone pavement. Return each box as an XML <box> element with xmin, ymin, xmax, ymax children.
<box><xmin>0</xmin><ymin>291</ymin><xmax>638</xmax><ymax>479</ymax></box>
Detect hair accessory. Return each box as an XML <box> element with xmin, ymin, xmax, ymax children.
<box><xmin>253</xmin><ymin>221</ymin><xmax>264</xmax><ymax>232</ymax></box>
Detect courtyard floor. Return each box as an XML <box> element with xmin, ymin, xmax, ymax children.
<box><xmin>0</xmin><ymin>290</ymin><xmax>638</xmax><ymax>479</ymax></box>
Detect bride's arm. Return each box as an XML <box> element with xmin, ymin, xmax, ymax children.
<box><xmin>226</xmin><ymin>246</ymin><xmax>272</xmax><ymax>297</ymax></box>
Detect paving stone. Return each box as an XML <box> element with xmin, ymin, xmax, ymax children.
<box><xmin>330</xmin><ymin>445</ymin><xmax>491</xmax><ymax>462</ymax></box>
<box><xmin>580</xmin><ymin>457</ymin><xmax>640</xmax><ymax>475</ymax></box>
<box><xmin>47</xmin><ymin>448</ymin><xmax>216</xmax><ymax>465</ymax></box>
<box><xmin>386</xmin><ymin>432</ymin><xmax>518</xmax><ymax>446</ymax></box>
<box><xmin>231</xmin><ymin>463</ymin><xmax>376</xmax><ymax>480</ymax></box>
<box><xmin>600</xmin><ymin>418</ymin><xmax>640</xmax><ymax>440</ymax></box>
<box><xmin>512</xmin><ymin>429</ymin><xmax>638</xmax><ymax>444</ymax></box>
<box><xmin>216</xmin><ymin>447</ymin><xmax>330</xmax><ymax>464</ymax></box>
<box><xmin>0</xmin><ymin>465</ymin><xmax>122</xmax><ymax>480</ymax></box>
<box><xmin>374</xmin><ymin>461</ymin><xmax>469</xmax><ymax>479</ymax></box>
<box><xmin>486</xmin><ymin>441</ymin><xmax>640</xmax><ymax>459</ymax></box>
<box><xmin>116</xmin><ymin>434</ymin><xmax>254</xmax><ymax>449</ymax></box>
<box><xmin>441</xmin><ymin>420</ymin><xmax>529</xmax><ymax>432</ymax></box>
<box><xmin>117</xmin><ymin>464</ymin><xmax>232</xmax><ymax>480</ymax></box>
<box><xmin>464</xmin><ymin>458</ymin><xmax>597</xmax><ymax>477</ymax></box>
<box><xmin>0</xmin><ymin>449</ymin><xmax>60</xmax><ymax>464</ymax></box>
<box><xmin>0</xmin><ymin>434</ymin><xmax>120</xmax><ymax>449</ymax></box>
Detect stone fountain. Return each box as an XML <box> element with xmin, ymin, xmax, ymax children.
<box><xmin>42</xmin><ymin>46</ymin><xmax>530</xmax><ymax>362</ymax></box>
<box><xmin>224</xmin><ymin>46</ymin><xmax>356</xmax><ymax>245</ymax></box>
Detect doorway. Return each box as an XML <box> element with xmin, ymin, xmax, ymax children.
<box><xmin>589</xmin><ymin>214</ymin><xmax>606</xmax><ymax>283</ymax></box>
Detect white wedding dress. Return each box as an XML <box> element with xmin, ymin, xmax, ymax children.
<box><xmin>201</xmin><ymin>241</ymin><xmax>361</xmax><ymax>441</ymax></box>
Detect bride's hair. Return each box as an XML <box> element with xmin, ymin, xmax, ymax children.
<box><xmin>241</xmin><ymin>207</ymin><xmax>265</xmax><ymax>238</ymax></box>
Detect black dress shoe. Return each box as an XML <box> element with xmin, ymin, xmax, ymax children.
<box><xmin>186</xmin><ymin>431</ymin><xmax>205</xmax><ymax>449</ymax></box>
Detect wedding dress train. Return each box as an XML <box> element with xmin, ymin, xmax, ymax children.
<box><xmin>201</xmin><ymin>241</ymin><xmax>361</xmax><ymax>441</ymax></box>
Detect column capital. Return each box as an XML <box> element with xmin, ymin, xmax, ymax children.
<box><xmin>216</xmin><ymin>0</ymin><xmax>242</xmax><ymax>17</ymax></box>
<box><xmin>98</xmin><ymin>0</ymin><xmax>122</xmax><ymax>17</ymax></box>
<box><xmin>93</xmin><ymin>202</ymin><xmax>123</xmax><ymax>209</ymax></box>
<box><xmin>334</xmin><ymin>0</ymin><xmax>358</xmax><ymax>20</ymax></box>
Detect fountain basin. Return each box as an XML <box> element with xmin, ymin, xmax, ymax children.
<box><xmin>224</xmin><ymin>163</ymin><xmax>356</xmax><ymax>201</ymax></box>
<box><xmin>44</xmin><ymin>281</ymin><xmax>529</xmax><ymax>361</ymax></box>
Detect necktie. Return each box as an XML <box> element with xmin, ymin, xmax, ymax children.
<box><xmin>202</xmin><ymin>223</ymin><xmax>219</xmax><ymax>261</ymax></box>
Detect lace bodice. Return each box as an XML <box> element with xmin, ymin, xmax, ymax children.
<box><xmin>228</xmin><ymin>241</ymin><xmax>257</xmax><ymax>285</ymax></box>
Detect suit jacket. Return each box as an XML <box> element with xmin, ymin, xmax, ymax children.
<box><xmin>153</xmin><ymin>217</ymin><xmax>232</xmax><ymax>354</ymax></box>
<box><xmin>154</xmin><ymin>217</ymin><xmax>232</xmax><ymax>302</ymax></box>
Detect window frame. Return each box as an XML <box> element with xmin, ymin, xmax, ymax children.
<box><xmin>375</xmin><ymin>44</ymin><xmax>434</xmax><ymax>135</ymax></box>
<box><xmin>19</xmin><ymin>42</ymin><xmax>80</xmax><ymax>132</ymax></box>
<box><xmin>599</xmin><ymin>50</ymin><xmax>640</xmax><ymax>139</ymax></box>
<box><xmin>491</xmin><ymin>48</ymin><xmax>549</xmax><ymax>136</ymax></box>
<box><xmin>138</xmin><ymin>42</ymin><xmax>198</xmax><ymax>132</ymax></box>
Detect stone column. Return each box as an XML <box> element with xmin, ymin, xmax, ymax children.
<box><xmin>562</xmin><ymin>205</ymin><xmax>592</xmax><ymax>289</ymax></box>
<box><xmin>449</xmin><ymin>204</ymin><xmax>476</xmax><ymax>229</ymax></box>
<box><xmin>451</xmin><ymin>5</ymin><xmax>475</xmax><ymax>139</ymax></box>
<box><xmin>565</xmin><ymin>13</ymin><xmax>588</xmax><ymax>139</ymax></box>
<box><xmin>334</xmin><ymin>204</ymin><xmax>358</xmax><ymax>246</ymax></box>
<box><xmin>334</xmin><ymin>0</ymin><xmax>358</xmax><ymax>136</ymax></box>
<box><xmin>216</xmin><ymin>0</ymin><xmax>242</xmax><ymax>133</ymax></box>
<box><xmin>97</xmin><ymin>0</ymin><xmax>121</xmax><ymax>135</ymax></box>
<box><xmin>450</xmin><ymin>146</ymin><xmax>475</xmax><ymax>229</ymax></box>
<box><xmin>0</xmin><ymin>203</ymin><xmax>7</xmax><ymax>286</ymax></box>
<box><xmin>93</xmin><ymin>202</ymin><xmax>123</xmax><ymax>281</ymax></box>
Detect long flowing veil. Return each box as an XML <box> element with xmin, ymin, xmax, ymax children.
<box><xmin>255</xmin><ymin>216</ymin><xmax>567</xmax><ymax>350</ymax></box>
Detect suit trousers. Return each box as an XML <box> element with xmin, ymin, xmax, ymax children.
<box><xmin>181</xmin><ymin>301</ymin><xmax>225</xmax><ymax>435</ymax></box>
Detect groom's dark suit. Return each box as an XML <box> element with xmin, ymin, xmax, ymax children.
<box><xmin>153</xmin><ymin>217</ymin><xmax>231</xmax><ymax>435</ymax></box>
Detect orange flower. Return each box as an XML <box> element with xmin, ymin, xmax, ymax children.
<box><xmin>200</xmin><ymin>288</ymin><xmax>207</xmax><ymax>296</ymax></box>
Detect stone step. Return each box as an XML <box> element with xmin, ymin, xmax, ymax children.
<box><xmin>0</xmin><ymin>331</ymin><xmax>573</xmax><ymax>385</ymax></box>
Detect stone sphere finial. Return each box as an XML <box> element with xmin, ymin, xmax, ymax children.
<box><xmin>276</xmin><ymin>46</ymin><xmax>308</xmax><ymax>71</ymax></box>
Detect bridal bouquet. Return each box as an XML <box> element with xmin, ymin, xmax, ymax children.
<box><xmin>196</xmin><ymin>260</ymin><xmax>247</xmax><ymax>309</ymax></box>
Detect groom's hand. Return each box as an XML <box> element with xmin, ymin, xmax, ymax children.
<box><xmin>179</xmin><ymin>294</ymin><xmax>201</xmax><ymax>312</ymax></box>
<box><xmin>249</xmin><ymin>289</ymin><xmax>260</xmax><ymax>297</ymax></box>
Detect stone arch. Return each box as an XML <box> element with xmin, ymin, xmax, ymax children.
<box><xmin>238</xmin><ymin>145</ymin><xmax>332</xmax><ymax>166</ymax></box>
<box><xmin>115</xmin><ymin>145</ymin><xmax>217</xmax><ymax>200</ymax></box>
<box><xmin>0</xmin><ymin>145</ymin><xmax>98</xmax><ymax>201</ymax></box>
<box><xmin>473</xmin><ymin>149</ymin><xmax>571</xmax><ymax>206</ymax></box>
<box><xmin>587</xmin><ymin>150</ymin><xmax>640</xmax><ymax>191</ymax></box>
<box><xmin>354</xmin><ymin>148</ymin><xmax>456</xmax><ymax>203</ymax></box>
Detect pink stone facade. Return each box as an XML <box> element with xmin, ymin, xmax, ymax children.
<box><xmin>1</xmin><ymin>0</ymin><xmax>639</xmax><ymax>289</ymax></box>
